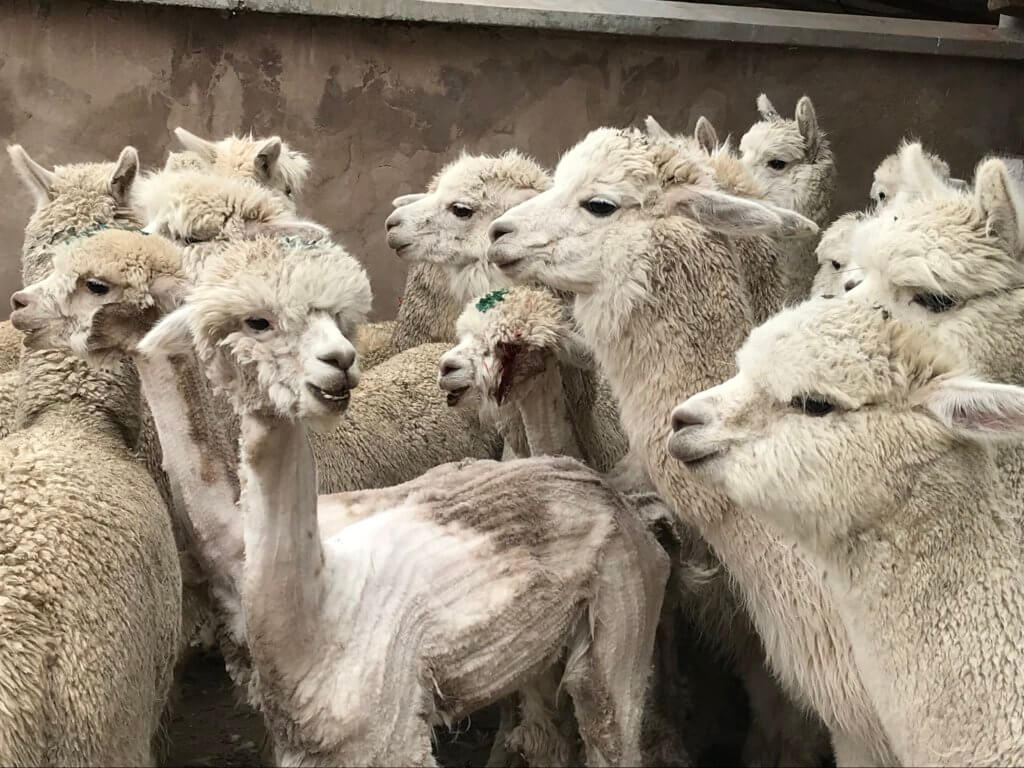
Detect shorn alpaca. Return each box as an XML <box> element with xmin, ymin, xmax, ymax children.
<box><xmin>669</xmin><ymin>297</ymin><xmax>1024</xmax><ymax>766</ymax></box>
<box><xmin>133</xmin><ymin>235</ymin><xmax>669</xmax><ymax>767</ymax></box>
<box><xmin>487</xmin><ymin>125</ymin><xmax>898</xmax><ymax>765</ymax></box>
<box><xmin>739</xmin><ymin>94</ymin><xmax>837</xmax><ymax>300</ymax></box>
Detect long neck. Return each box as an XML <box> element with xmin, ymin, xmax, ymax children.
<box><xmin>511</xmin><ymin>364</ymin><xmax>582</xmax><ymax>459</ymax></box>
<box><xmin>135</xmin><ymin>350</ymin><xmax>244</xmax><ymax>615</ymax></box>
<box><xmin>239</xmin><ymin>411</ymin><xmax>326</xmax><ymax>671</ymax></box>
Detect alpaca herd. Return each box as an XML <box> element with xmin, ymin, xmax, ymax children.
<box><xmin>1</xmin><ymin>90</ymin><xmax>1022</xmax><ymax>768</ymax></box>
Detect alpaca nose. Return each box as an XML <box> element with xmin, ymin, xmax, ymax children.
<box><xmin>384</xmin><ymin>210</ymin><xmax>401</xmax><ymax>231</ymax></box>
<box><xmin>844</xmin><ymin>278</ymin><xmax>862</xmax><ymax>292</ymax></box>
<box><xmin>319</xmin><ymin>348</ymin><xmax>355</xmax><ymax>372</ymax></box>
<box><xmin>440</xmin><ymin>359</ymin><xmax>461</xmax><ymax>377</ymax></box>
<box><xmin>671</xmin><ymin>405</ymin><xmax>706</xmax><ymax>434</ymax></box>
<box><xmin>489</xmin><ymin>220</ymin><xmax>515</xmax><ymax>243</ymax></box>
<box><xmin>10</xmin><ymin>291</ymin><xmax>31</xmax><ymax>312</ymax></box>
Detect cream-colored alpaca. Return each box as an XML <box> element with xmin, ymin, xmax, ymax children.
<box><xmin>134</xmin><ymin>235</ymin><xmax>667</xmax><ymax>767</ymax></box>
<box><xmin>487</xmin><ymin>126</ymin><xmax>897</xmax><ymax>765</ymax></box>
<box><xmin>669</xmin><ymin>297</ymin><xmax>1024</xmax><ymax>766</ymax></box>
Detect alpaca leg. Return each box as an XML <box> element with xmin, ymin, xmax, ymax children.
<box><xmin>564</xmin><ymin>518</ymin><xmax>668</xmax><ymax>766</ymax></box>
<box><xmin>487</xmin><ymin>697</ymin><xmax>527</xmax><ymax>768</ymax></box>
<box><xmin>507</xmin><ymin>670</ymin><xmax>580</xmax><ymax>767</ymax></box>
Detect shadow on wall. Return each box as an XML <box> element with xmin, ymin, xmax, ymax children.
<box><xmin>0</xmin><ymin>0</ymin><xmax>1022</xmax><ymax>319</ymax></box>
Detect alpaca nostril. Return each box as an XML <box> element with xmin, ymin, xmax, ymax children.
<box><xmin>10</xmin><ymin>291</ymin><xmax>30</xmax><ymax>312</ymax></box>
<box><xmin>319</xmin><ymin>349</ymin><xmax>355</xmax><ymax>372</ymax></box>
<box><xmin>385</xmin><ymin>215</ymin><xmax>400</xmax><ymax>232</ymax></box>
<box><xmin>489</xmin><ymin>221</ymin><xmax>514</xmax><ymax>243</ymax></box>
<box><xmin>440</xmin><ymin>360</ymin><xmax>460</xmax><ymax>377</ymax></box>
<box><xmin>844</xmin><ymin>279</ymin><xmax>861</xmax><ymax>292</ymax></box>
<box><xmin>671</xmin><ymin>407</ymin><xmax>705</xmax><ymax>434</ymax></box>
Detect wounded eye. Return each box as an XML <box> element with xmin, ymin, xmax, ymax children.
<box><xmin>912</xmin><ymin>293</ymin><xmax>957</xmax><ymax>313</ymax></box>
<box><xmin>85</xmin><ymin>278</ymin><xmax>110</xmax><ymax>296</ymax></box>
<box><xmin>245</xmin><ymin>317</ymin><xmax>271</xmax><ymax>332</ymax></box>
<box><xmin>767</xmin><ymin>159</ymin><xmax>788</xmax><ymax>171</ymax></box>
<box><xmin>582</xmin><ymin>198</ymin><xmax>618</xmax><ymax>217</ymax></box>
<box><xmin>830</xmin><ymin>260</ymin><xmax>841</xmax><ymax>271</ymax></box>
<box><xmin>789</xmin><ymin>395</ymin><xmax>834</xmax><ymax>416</ymax></box>
<box><xmin>450</xmin><ymin>203</ymin><xmax>474</xmax><ymax>219</ymax></box>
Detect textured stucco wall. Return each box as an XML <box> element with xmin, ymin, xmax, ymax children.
<box><xmin>1</xmin><ymin>0</ymin><xmax>1022</xmax><ymax>320</ymax></box>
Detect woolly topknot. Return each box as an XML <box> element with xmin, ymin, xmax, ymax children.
<box><xmin>428</xmin><ymin>149</ymin><xmax>552</xmax><ymax>199</ymax></box>
<box><xmin>456</xmin><ymin>285</ymin><xmax>571</xmax><ymax>353</ymax></box>
<box><xmin>172</xmin><ymin>128</ymin><xmax>312</xmax><ymax>195</ymax></box>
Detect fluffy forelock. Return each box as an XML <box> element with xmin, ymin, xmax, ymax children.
<box><xmin>455</xmin><ymin>286</ymin><xmax>569</xmax><ymax>352</ymax></box>
<box><xmin>429</xmin><ymin>149</ymin><xmax>551</xmax><ymax>200</ymax></box>
<box><xmin>213</xmin><ymin>134</ymin><xmax>312</xmax><ymax>193</ymax></box>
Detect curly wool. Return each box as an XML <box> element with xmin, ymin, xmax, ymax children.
<box><xmin>0</xmin><ymin>322</ymin><xmax>21</xmax><ymax>375</ymax></box>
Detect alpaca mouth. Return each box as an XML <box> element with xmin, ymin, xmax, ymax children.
<box><xmin>307</xmin><ymin>382</ymin><xmax>351</xmax><ymax>411</ymax></box>
<box><xmin>445</xmin><ymin>386</ymin><xmax>469</xmax><ymax>407</ymax></box>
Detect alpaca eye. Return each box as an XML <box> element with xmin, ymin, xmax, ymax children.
<box><xmin>830</xmin><ymin>260</ymin><xmax>841</xmax><ymax>271</ymax></box>
<box><xmin>450</xmin><ymin>203</ymin><xmax>474</xmax><ymax>219</ymax></box>
<box><xmin>182</xmin><ymin>234</ymin><xmax>210</xmax><ymax>246</ymax></box>
<box><xmin>582</xmin><ymin>198</ymin><xmax>618</xmax><ymax>217</ymax></box>
<box><xmin>85</xmin><ymin>278</ymin><xmax>110</xmax><ymax>296</ymax></box>
<box><xmin>912</xmin><ymin>293</ymin><xmax>957</xmax><ymax>313</ymax></box>
<box><xmin>767</xmin><ymin>159</ymin><xmax>788</xmax><ymax>171</ymax></box>
<box><xmin>790</xmin><ymin>395</ymin><xmax>834</xmax><ymax>416</ymax></box>
<box><xmin>284</xmin><ymin>185</ymin><xmax>293</xmax><ymax>197</ymax></box>
<box><xmin>245</xmin><ymin>317</ymin><xmax>271</xmax><ymax>332</ymax></box>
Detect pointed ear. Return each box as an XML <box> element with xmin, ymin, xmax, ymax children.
<box><xmin>668</xmin><ymin>186</ymin><xmax>818</xmax><ymax>239</ymax></box>
<box><xmin>923</xmin><ymin>375</ymin><xmax>1024</xmax><ymax>441</ymax></box>
<box><xmin>897</xmin><ymin>142</ymin><xmax>949</xmax><ymax>201</ymax></box>
<box><xmin>756</xmin><ymin>93</ymin><xmax>780</xmax><ymax>122</ymax></box>
<box><xmin>137</xmin><ymin>303</ymin><xmax>196</xmax><ymax>359</ymax></box>
<box><xmin>245</xmin><ymin>217</ymin><xmax>330</xmax><ymax>242</ymax></box>
<box><xmin>8</xmin><ymin>144</ymin><xmax>56</xmax><ymax>208</ymax></box>
<box><xmin>974</xmin><ymin>158</ymin><xmax>1022</xmax><ymax>257</ymax></box>
<box><xmin>694</xmin><ymin>116</ymin><xmax>719</xmax><ymax>154</ymax></box>
<box><xmin>109</xmin><ymin>146</ymin><xmax>139</xmax><ymax>205</ymax></box>
<box><xmin>392</xmin><ymin>192</ymin><xmax>426</xmax><ymax>208</ymax></box>
<box><xmin>795</xmin><ymin>96</ymin><xmax>820</xmax><ymax>161</ymax></box>
<box><xmin>172</xmin><ymin>127</ymin><xmax>218</xmax><ymax>163</ymax></box>
<box><xmin>644</xmin><ymin>115</ymin><xmax>672</xmax><ymax>141</ymax></box>
<box><xmin>255</xmin><ymin>138</ymin><xmax>282</xmax><ymax>181</ymax></box>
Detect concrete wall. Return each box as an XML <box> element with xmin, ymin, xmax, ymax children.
<box><xmin>1</xmin><ymin>0</ymin><xmax>1022</xmax><ymax>320</ymax></box>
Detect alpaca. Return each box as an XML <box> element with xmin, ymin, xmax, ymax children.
<box><xmin>130</xmin><ymin>234</ymin><xmax>669</xmax><ymax>766</ymax></box>
<box><xmin>739</xmin><ymin>94</ymin><xmax>837</xmax><ymax>300</ymax></box>
<box><xmin>869</xmin><ymin>140</ymin><xmax>966</xmax><ymax>206</ymax></box>
<box><xmin>486</xmin><ymin>125</ymin><xmax>897</xmax><ymax>765</ymax></box>
<box><xmin>669</xmin><ymin>296</ymin><xmax>1024</xmax><ymax>765</ymax></box>
<box><xmin>4</xmin><ymin>228</ymin><xmax>181</xmax><ymax>765</ymax></box>
<box><xmin>809</xmin><ymin>211</ymin><xmax>868</xmax><ymax>298</ymax></box>
<box><xmin>440</xmin><ymin>285</ymin><xmax>828</xmax><ymax>766</ymax></box>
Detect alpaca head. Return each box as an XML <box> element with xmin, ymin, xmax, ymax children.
<box><xmin>739</xmin><ymin>94</ymin><xmax>835</xmax><ymax>220</ymax></box>
<box><xmin>668</xmin><ymin>296</ymin><xmax>1024</xmax><ymax>528</ymax></box>
<box><xmin>810</xmin><ymin>211</ymin><xmax>868</xmax><ymax>298</ymax></box>
<box><xmin>10</xmin><ymin>229</ymin><xmax>184</xmax><ymax>368</ymax></box>
<box><xmin>384</xmin><ymin>150</ymin><xmax>551</xmax><ymax>269</ymax></box>
<box><xmin>171</xmin><ymin>128</ymin><xmax>311</xmax><ymax>199</ymax></box>
<box><xmin>7</xmin><ymin>144</ymin><xmax>141</xmax><ymax>283</ymax></box>
<box><xmin>138</xmin><ymin>236</ymin><xmax>372</xmax><ymax>428</ymax></box>
<box><xmin>847</xmin><ymin>154</ymin><xmax>1024</xmax><ymax>381</ymax></box>
<box><xmin>870</xmin><ymin>140</ymin><xmax>961</xmax><ymax>207</ymax></box>
<box><xmin>487</xmin><ymin>126</ymin><xmax>817</xmax><ymax>297</ymax></box>
<box><xmin>438</xmin><ymin>286</ymin><xmax>590</xmax><ymax>411</ymax></box>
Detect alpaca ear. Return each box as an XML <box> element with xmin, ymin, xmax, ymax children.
<box><xmin>694</xmin><ymin>116</ymin><xmax>719</xmax><ymax>154</ymax></box>
<box><xmin>255</xmin><ymin>138</ymin><xmax>282</xmax><ymax>181</ymax></box>
<box><xmin>795</xmin><ymin>96</ymin><xmax>820</xmax><ymax>161</ymax></box>
<box><xmin>110</xmin><ymin>146</ymin><xmax>139</xmax><ymax>205</ymax></box>
<box><xmin>8</xmin><ymin>144</ymin><xmax>56</xmax><ymax>208</ymax></box>
<box><xmin>644</xmin><ymin>115</ymin><xmax>672</xmax><ymax>141</ymax></box>
<box><xmin>897</xmin><ymin>142</ymin><xmax>950</xmax><ymax>201</ymax></box>
<box><xmin>137</xmin><ymin>303</ymin><xmax>196</xmax><ymax>359</ymax></box>
<box><xmin>756</xmin><ymin>93</ymin><xmax>781</xmax><ymax>122</ymax></box>
<box><xmin>173</xmin><ymin>127</ymin><xmax>218</xmax><ymax>162</ymax></box>
<box><xmin>923</xmin><ymin>375</ymin><xmax>1024</xmax><ymax>441</ymax></box>
<box><xmin>669</xmin><ymin>187</ymin><xmax>818</xmax><ymax>239</ymax></box>
<box><xmin>245</xmin><ymin>217</ymin><xmax>330</xmax><ymax>242</ymax></box>
<box><xmin>974</xmin><ymin>158</ymin><xmax>1022</xmax><ymax>257</ymax></box>
<box><xmin>392</xmin><ymin>193</ymin><xmax>426</xmax><ymax>208</ymax></box>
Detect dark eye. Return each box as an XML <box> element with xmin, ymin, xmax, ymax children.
<box><xmin>767</xmin><ymin>159</ymin><xmax>788</xmax><ymax>171</ymax></box>
<box><xmin>182</xmin><ymin>235</ymin><xmax>209</xmax><ymax>246</ymax></box>
<box><xmin>85</xmin><ymin>278</ymin><xmax>110</xmax><ymax>296</ymax></box>
<box><xmin>912</xmin><ymin>293</ymin><xmax>957</xmax><ymax>313</ymax></box>
<box><xmin>582</xmin><ymin>198</ymin><xmax>618</xmax><ymax>217</ymax></box>
<box><xmin>245</xmin><ymin>317</ymin><xmax>271</xmax><ymax>332</ymax></box>
<box><xmin>830</xmin><ymin>260</ymin><xmax>841</xmax><ymax>271</ymax></box>
<box><xmin>790</xmin><ymin>395</ymin><xmax>834</xmax><ymax>416</ymax></box>
<box><xmin>284</xmin><ymin>185</ymin><xmax>293</xmax><ymax>197</ymax></box>
<box><xmin>450</xmin><ymin>203</ymin><xmax>474</xmax><ymax>219</ymax></box>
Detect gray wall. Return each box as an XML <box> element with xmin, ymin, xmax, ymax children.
<box><xmin>1</xmin><ymin>0</ymin><xmax>1022</xmax><ymax>319</ymax></box>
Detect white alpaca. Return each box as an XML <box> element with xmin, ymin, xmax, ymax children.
<box><xmin>5</xmin><ymin>229</ymin><xmax>182</xmax><ymax>765</ymax></box>
<box><xmin>133</xmin><ymin>235</ymin><xmax>668</xmax><ymax>767</ymax></box>
<box><xmin>486</xmin><ymin>125</ymin><xmax>897</xmax><ymax>765</ymax></box>
<box><xmin>669</xmin><ymin>297</ymin><xmax>1024</xmax><ymax>766</ymax></box>
<box><xmin>869</xmin><ymin>139</ymin><xmax>967</xmax><ymax>206</ymax></box>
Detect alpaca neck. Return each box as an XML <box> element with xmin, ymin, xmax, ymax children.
<box><xmin>511</xmin><ymin>364</ymin><xmax>582</xmax><ymax>460</ymax></box>
<box><xmin>445</xmin><ymin>259</ymin><xmax>510</xmax><ymax>308</ymax></box>
<box><xmin>134</xmin><ymin>349</ymin><xmax>245</xmax><ymax>641</ymax></box>
<box><xmin>238</xmin><ymin>411</ymin><xmax>326</xmax><ymax>672</ymax></box>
